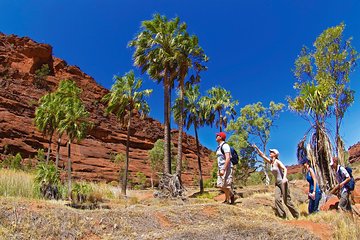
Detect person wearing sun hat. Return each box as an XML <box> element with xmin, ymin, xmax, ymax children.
<box><xmin>215</xmin><ymin>132</ymin><xmax>235</xmax><ymax>204</ymax></box>
<box><xmin>253</xmin><ymin>144</ymin><xmax>299</xmax><ymax>219</ymax></box>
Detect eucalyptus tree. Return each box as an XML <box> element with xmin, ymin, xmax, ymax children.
<box><xmin>173</xmin><ymin>32</ymin><xmax>208</xmax><ymax>179</ymax></box>
<box><xmin>129</xmin><ymin>14</ymin><xmax>184</xmax><ymax>174</ymax></box>
<box><xmin>312</xmin><ymin>23</ymin><xmax>358</xmax><ymax>158</ymax></box>
<box><xmin>288</xmin><ymin>23</ymin><xmax>358</xmax><ymax>191</ymax></box>
<box><xmin>227</xmin><ymin>101</ymin><xmax>284</xmax><ymax>185</ymax></box>
<box><xmin>57</xmin><ymin>80</ymin><xmax>91</xmax><ymax>198</ymax></box>
<box><xmin>291</xmin><ymin>23</ymin><xmax>358</xmax><ymax>163</ymax></box>
<box><xmin>34</xmin><ymin>92</ymin><xmax>59</xmax><ymax>163</ymax></box>
<box><xmin>205</xmin><ymin>86</ymin><xmax>238</xmax><ymax>132</ymax></box>
<box><xmin>102</xmin><ymin>70</ymin><xmax>152</xmax><ymax>196</ymax></box>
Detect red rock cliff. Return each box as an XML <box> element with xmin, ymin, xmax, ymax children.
<box><xmin>0</xmin><ymin>33</ymin><xmax>214</xmax><ymax>185</ymax></box>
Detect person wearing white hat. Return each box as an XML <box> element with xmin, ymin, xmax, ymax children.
<box><xmin>253</xmin><ymin>144</ymin><xmax>299</xmax><ymax>219</ymax></box>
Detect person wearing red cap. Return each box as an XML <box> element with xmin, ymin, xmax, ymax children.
<box><xmin>253</xmin><ymin>144</ymin><xmax>299</xmax><ymax>219</ymax></box>
<box><xmin>215</xmin><ymin>132</ymin><xmax>235</xmax><ymax>204</ymax></box>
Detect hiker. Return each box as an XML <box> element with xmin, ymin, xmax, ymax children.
<box><xmin>330</xmin><ymin>157</ymin><xmax>352</xmax><ymax>212</ymax></box>
<box><xmin>253</xmin><ymin>144</ymin><xmax>299</xmax><ymax>219</ymax></box>
<box><xmin>301</xmin><ymin>159</ymin><xmax>321</xmax><ymax>214</ymax></box>
<box><xmin>215</xmin><ymin>132</ymin><xmax>235</xmax><ymax>204</ymax></box>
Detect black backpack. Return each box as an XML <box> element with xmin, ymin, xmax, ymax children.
<box><xmin>338</xmin><ymin>166</ymin><xmax>355</xmax><ymax>191</ymax></box>
<box><xmin>220</xmin><ymin>143</ymin><xmax>239</xmax><ymax>165</ymax></box>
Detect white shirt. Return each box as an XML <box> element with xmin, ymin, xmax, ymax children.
<box><xmin>216</xmin><ymin>142</ymin><xmax>231</xmax><ymax>170</ymax></box>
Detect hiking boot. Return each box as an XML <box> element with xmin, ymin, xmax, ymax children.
<box><xmin>230</xmin><ymin>194</ymin><xmax>235</xmax><ymax>204</ymax></box>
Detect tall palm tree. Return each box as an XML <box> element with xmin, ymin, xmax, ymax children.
<box><xmin>57</xmin><ymin>80</ymin><xmax>91</xmax><ymax>198</ymax></box>
<box><xmin>173</xmin><ymin>32</ymin><xmax>208</xmax><ymax>179</ymax></box>
<box><xmin>174</xmin><ymin>85</ymin><xmax>210</xmax><ymax>193</ymax></box>
<box><xmin>205</xmin><ymin>86</ymin><xmax>238</xmax><ymax>132</ymax></box>
<box><xmin>129</xmin><ymin>14</ymin><xmax>183</xmax><ymax>174</ymax></box>
<box><xmin>34</xmin><ymin>93</ymin><xmax>59</xmax><ymax>163</ymax></box>
<box><xmin>102</xmin><ymin>70</ymin><xmax>152</xmax><ymax>196</ymax></box>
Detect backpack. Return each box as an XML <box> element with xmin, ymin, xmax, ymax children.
<box><xmin>220</xmin><ymin>142</ymin><xmax>239</xmax><ymax>165</ymax></box>
<box><xmin>338</xmin><ymin>166</ymin><xmax>355</xmax><ymax>191</ymax></box>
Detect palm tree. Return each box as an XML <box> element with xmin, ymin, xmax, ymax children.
<box><xmin>129</xmin><ymin>14</ymin><xmax>183</xmax><ymax>174</ymax></box>
<box><xmin>102</xmin><ymin>70</ymin><xmax>152</xmax><ymax>196</ymax></box>
<box><xmin>205</xmin><ymin>86</ymin><xmax>238</xmax><ymax>131</ymax></box>
<box><xmin>173</xmin><ymin>32</ymin><xmax>208</xmax><ymax>179</ymax></box>
<box><xmin>174</xmin><ymin>85</ymin><xmax>210</xmax><ymax>193</ymax></box>
<box><xmin>288</xmin><ymin>83</ymin><xmax>336</xmax><ymax>191</ymax></box>
<box><xmin>57</xmin><ymin>80</ymin><xmax>91</xmax><ymax>199</ymax></box>
<box><xmin>34</xmin><ymin>93</ymin><xmax>59</xmax><ymax>163</ymax></box>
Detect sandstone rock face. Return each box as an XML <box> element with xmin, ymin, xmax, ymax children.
<box><xmin>0</xmin><ymin>33</ymin><xmax>214</xmax><ymax>185</ymax></box>
<box><xmin>349</xmin><ymin>142</ymin><xmax>360</xmax><ymax>163</ymax></box>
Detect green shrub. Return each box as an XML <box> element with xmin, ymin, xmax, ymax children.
<box><xmin>72</xmin><ymin>182</ymin><xmax>93</xmax><ymax>204</ymax></box>
<box><xmin>133</xmin><ymin>171</ymin><xmax>147</xmax><ymax>190</ymax></box>
<box><xmin>288</xmin><ymin>172</ymin><xmax>304</xmax><ymax>181</ymax></box>
<box><xmin>2</xmin><ymin>153</ymin><xmax>23</xmax><ymax>170</ymax></box>
<box><xmin>246</xmin><ymin>171</ymin><xmax>265</xmax><ymax>186</ymax></box>
<box><xmin>34</xmin><ymin>162</ymin><xmax>60</xmax><ymax>199</ymax></box>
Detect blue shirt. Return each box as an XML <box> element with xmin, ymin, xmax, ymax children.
<box><xmin>306</xmin><ymin>168</ymin><xmax>321</xmax><ymax>193</ymax></box>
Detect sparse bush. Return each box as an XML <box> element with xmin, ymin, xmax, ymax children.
<box><xmin>133</xmin><ymin>171</ymin><xmax>147</xmax><ymax>190</ymax></box>
<box><xmin>34</xmin><ymin>64</ymin><xmax>50</xmax><ymax>89</ymax></box>
<box><xmin>246</xmin><ymin>171</ymin><xmax>265</xmax><ymax>186</ymax></box>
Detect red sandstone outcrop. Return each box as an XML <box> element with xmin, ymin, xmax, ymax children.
<box><xmin>0</xmin><ymin>33</ymin><xmax>214</xmax><ymax>186</ymax></box>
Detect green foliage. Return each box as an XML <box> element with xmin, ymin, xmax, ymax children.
<box><xmin>148</xmin><ymin>139</ymin><xmax>177</xmax><ymax>174</ymax></box>
<box><xmin>246</xmin><ymin>171</ymin><xmax>265</xmax><ymax>186</ymax></box>
<box><xmin>72</xmin><ymin>181</ymin><xmax>93</xmax><ymax>203</ymax></box>
<box><xmin>36</xmin><ymin>148</ymin><xmax>46</xmax><ymax>162</ymax></box>
<box><xmin>109</xmin><ymin>152</ymin><xmax>125</xmax><ymax>164</ymax></box>
<box><xmin>2</xmin><ymin>153</ymin><xmax>23</xmax><ymax>170</ymax></box>
<box><xmin>35</xmin><ymin>162</ymin><xmax>60</xmax><ymax>186</ymax></box>
<box><xmin>102</xmin><ymin>70</ymin><xmax>152</xmax><ymax>125</ymax></box>
<box><xmin>133</xmin><ymin>171</ymin><xmax>147</xmax><ymax>190</ymax></box>
<box><xmin>203</xmin><ymin>152</ymin><xmax>218</xmax><ymax>188</ymax></box>
<box><xmin>34</xmin><ymin>162</ymin><xmax>60</xmax><ymax>199</ymax></box>
<box><xmin>34</xmin><ymin>64</ymin><xmax>50</xmax><ymax>89</ymax></box>
<box><xmin>203</xmin><ymin>86</ymin><xmax>238</xmax><ymax>131</ymax></box>
<box><xmin>287</xmin><ymin>172</ymin><xmax>304</xmax><ymax>181</ymax></box>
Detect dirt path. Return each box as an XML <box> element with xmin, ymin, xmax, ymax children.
<box><xmin>285</xmin><ymin>220</ymin><xmax>333</xmax><ymax>240</ymax></box>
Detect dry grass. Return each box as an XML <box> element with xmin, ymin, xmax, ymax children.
<box><xmin>0</xmin><ymin>169</ymin><xmax>39</xmax><ymax>198</ymax></box>
<box><xmin>304</xmin><ymin>211</ymin><xmax>360</xmax><ymax>240</ymax></box>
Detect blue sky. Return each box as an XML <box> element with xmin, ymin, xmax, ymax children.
<box><xmin>1</xmin><ymin>0</ymin><xmax>360</xmax><ymax>165</ymax></box>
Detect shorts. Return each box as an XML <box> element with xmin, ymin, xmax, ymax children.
<box><xmin>216</xmin><ymin>168</ymin><xmax>233</xmax><ymax>188</ymax></box>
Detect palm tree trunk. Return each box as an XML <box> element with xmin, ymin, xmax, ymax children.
<box><xmin>56</xmin><ymin>136</ymin><xmax>61</xmax><ymax>169</ymax></box>
<box><xmin>46</xmin><ymin>133</ymin><xmax>53</xmax><ymax>163</ymax></box>
<box><xmin>176</xmin><ymin>78</ymin><xmax>184</xmax><ymax>179</ymax></box>
<box><xmin>67</xmin><ymin>139</ymin><xmax>72</xmax><ymax>200</ymax></box>
<box><xmin>163</xmin><ymin>72</ymin><xmax>171</xmax><ymax>174</ymax></box>
<box><xmin>195</xmin><ymin>125</ymin><xmax>204</xmax><ymax>193</ymax></box>
<box><xmin>218</xmin><ymin>110</ymin><xmax>222</xmax><ymax>132</ymax></box>
<box><xmin>121</xmin><ymin>111</ymin><xmax>132</xmax><ymax>196</ymax></box>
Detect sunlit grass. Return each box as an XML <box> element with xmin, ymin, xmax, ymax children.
<box><xmin>0</xmin><ymin>169</ymin><xmax>40</xmax><ymax>198</ymax></box>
